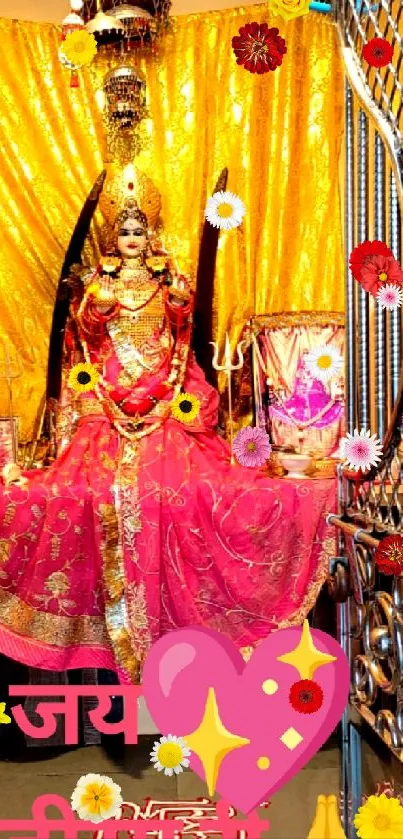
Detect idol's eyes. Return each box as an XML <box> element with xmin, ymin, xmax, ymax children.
<box><xmin>119</xmin><ymin>227</ymin><xmax>146</xmax><ymax>237</ymax></box>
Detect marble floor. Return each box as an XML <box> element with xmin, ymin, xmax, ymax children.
<box><xmin>0</xmin><ymin>736</ymin><xmax>340</xmax><ymax>839</ymax></box>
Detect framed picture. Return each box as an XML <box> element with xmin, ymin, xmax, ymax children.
<box><xmin>0</xmin><ymin>417</ymin><xmax>18</xmax><ymax>468</ymax></box>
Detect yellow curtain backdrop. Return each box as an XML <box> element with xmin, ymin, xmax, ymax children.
<box><xmin>0</xmin><ymin>5</ymin><xmax>344</xmax><ymax>440</ymax></box>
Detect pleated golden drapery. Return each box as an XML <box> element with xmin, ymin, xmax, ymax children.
<box><xmin>0</xmin><ymin>5</ymin><xmax>344</xmax><ymax>439</ymax></box>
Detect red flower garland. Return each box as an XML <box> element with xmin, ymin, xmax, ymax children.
<box><xmin>232</xmin><ymin>22</ymin><xmax>287</xmax><ymax>74</ymax></box>
<box><xmin>363</xmin><ymin>38</ymin><xmax>393</xmax><ymax>69</ymax></box>
<box><xmin>374</xmin><ymin>534</ymin><xmax>403</xmax><ymax>576</ymax></box>
<box><xmin>289</xmin><ymin>679</ymin><xmax>324</xmax><ymax>714</ymax></box>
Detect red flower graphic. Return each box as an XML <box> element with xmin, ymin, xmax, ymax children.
<box><xmin>363</xmin><ymin>38</ymin><xmax>393</xmax><ymax>68</ymax></box>
<box><xmin>349</xmin><ymin>240</ymin><xmax>393</xmax><ymax>282</ymax></box>
<box><xmin>232</xmin><ymin>22</ymin><xmax>287</xmax><ymax>74</ymax></box>
<box><xmin>289</xmin><ymin>679</ymin><xmax>324</xmax><ymax>714</ymax></box>
<box><xmin>360</xmin><ymin>254</ymin><xmax>403</xmax><ymax>296</ymax></box>
<box><xmin>374</xmin><ymin>535</ymin><xmax>403</xmax><ymax>576</ymax></box>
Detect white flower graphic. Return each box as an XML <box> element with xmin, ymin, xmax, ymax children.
<box><xmin>376</xmin><ymin>283</ymin><xmax>403</xmax><ymax>310</ymax></box>
<box><xmin>341</xmin><ymin>428</ymin><xmax>383</xmax><ymax>472</ymax></box>
<box><xmin>205</xmin><ymin>190</ymin><xmax>246</xmax><ymax>230</ymax></box>
<box><xmin>150</xmin><ymin>734</ymin><xmax>191</xmax><ymax>776</ymax></box>
<box><xmin>304</xmin><ymin>345</ymin><xmax>343</xmax><ymax>383</ymax></box>
<box><xmin>71</xmin><ymin>773</ymin><xmax>122</xmax><ymax>824</ymax></box>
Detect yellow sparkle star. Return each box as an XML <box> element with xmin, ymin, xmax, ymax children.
<box><xmin>277</xmin><ymin>620</ymin><xmax>336</xmax><ymax>680</ymax></box>
<box><xmin>183</xmin><ymin>687</ymin><xmax>250</xmax><ymax>796</ymax></box>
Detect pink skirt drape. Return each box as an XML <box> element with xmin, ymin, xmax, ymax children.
<box><xmin>0</xmin><ymin>360</ymin><xmax>336</xmax><ymax>682</ymax></box>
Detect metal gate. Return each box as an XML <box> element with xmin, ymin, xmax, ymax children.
<box><xmin>330</xmin><ymin>1</ymin><xmax>403</xmax><ymax>835</ymax></box>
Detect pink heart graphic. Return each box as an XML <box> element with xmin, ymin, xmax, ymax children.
<box><xmin>142</xmin><ymin>625</ymin><xmax>349</xmax><ymax>814</ymax></box>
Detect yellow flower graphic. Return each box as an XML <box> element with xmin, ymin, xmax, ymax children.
<box><xmin>68</xmin><ymin>362</ymin><xmax>99</xmax><ymax>394</ymax></box>
<box><xmin>71</xmin><ymin>773</ymin><xmax>122</xmax><ymax>824</ymax></box>
<box><xmin>62</xmin><ymin>31</ymin><xmax>97</xmax><ymax>68</ymax></box>
<box><xmin>354</xmin><ymin>794</ymin><xmax>403</xmax><ymax>839</ymax></box>
<box><xmin>0</xmin><ymin>703</ymin><xmax>11</xmax><ymax>725</ymax></box>
<box><xmin>171</xmin><ymin>392</ymin><xmax>201</xmax><ymax>424</ymax></box>
<box><xmin>270</xmin><ymin>0</ymin><xmax>310</xmax><ymax>20</ymax></box>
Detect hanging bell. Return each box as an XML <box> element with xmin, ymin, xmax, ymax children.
<box><xmin>62</xmin><ymin>0</ymin><xmax>85</xmax><ymax>39</ymax></box>
<box><xmin>60</xmin><ymin>2</ymin><xmax>85</xmax><ymax>87</ymax></box>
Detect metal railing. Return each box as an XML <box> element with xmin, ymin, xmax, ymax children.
<box><xmin>333</xmin><ymin>1</ymin><xmax>403</xmax><ymax>834</ymax></box>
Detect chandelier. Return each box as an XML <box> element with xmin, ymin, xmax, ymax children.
<box><xmin>83</xmin><ymin>0</ymin><xmax>171</xmax><ymax>52</ymax></box>
<box><xmin>103</xmin><ymin>64</ymin><xmax>148</xmax><ymax>160</ymax></box>
<box><xmin>60</xmin><ymin>1</ymin><xmax>171</xmax><ymax>160</ymax></box>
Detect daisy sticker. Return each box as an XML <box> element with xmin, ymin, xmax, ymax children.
<box><xmin>362</xmin><ymin>37</ymin><xmax>393</xmax><ymax>69</ymax></box>
<box><xmin>304</xmin><ymin>345</ymin><xmax>343</xmax><ymax>383</ymax></box>
<box><xmin>376</xmin><ymin>284</ymin><xmax>403</xmax><ymax>310</ymax></box>
<box><xmin>68</xmin><ymin>362</ymin><xmax>99</xmax><ymax>394</ymax></box>
<box><xmin>374</xmin><ymin>534</ymin><xmax>403</xmax><ymax>577</ymax></box>
<box><xmin>341</xmin><ymin>428</ymin><xmax>383</xmax><ymax>473</ymax></box>
<box><xmin>62</xmin><ymin>30</ymin><xmax>98</xmax><ymax>69</ymax></box>
<box><xmin>233</xmin><ymin>426</ymin><xmax>272</xmax><ymax>468</ymax></box>
<box><xmin>71</xmin><ymin>773</ymin><xmax>122</xmax><ymax>824</ymax></box>
<box><xmin>360</xmin><ymin>254</ymin><xmax>403</xmax><ymax>296</ymax></box>
<box><xmin>232</xmin><ymin>23</ymin><xmax>287</xmax><ymax>73</ymax></box>
<box><xmin>150</xmin><ymin>734</ymin><xmax>191</xmax><ymax>776</ymax></box>
<box><xmin>354</xmin><ymin>793</ymin><xmax>403</xmax><ymax>838</ymax></box>
<box><xmin>289</xmin><ymin>679</ymin><xmax>324</xmax><ymax>715</ymax></box>
<box><xmin>349</xmin><ymin>240</ymin><xmax>393</xmax><ymax>283</ymax></box>
<box><xmin>205</xmin><ymin>191</ymin><xmax>246</xmax><ymax>231</ymax></box>
<box><xmin>171</xmin><ymin>392</ymin><xmax>201</xmax><ymax>424</ymax></box>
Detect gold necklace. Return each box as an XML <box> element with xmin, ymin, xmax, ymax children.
<box><xmin>76</xmin><ymin>287</ymin><xmax>192</xmax><ymax>441</ymax></box>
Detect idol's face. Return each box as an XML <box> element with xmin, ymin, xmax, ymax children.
<box><xmin>117</xmin><ymin>223</ymin><xmax>148</xmax><ymax>258</ymax></box>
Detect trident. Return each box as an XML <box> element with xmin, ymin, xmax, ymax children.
<box><xmin>211</xmin><ymin>333</ymin><xmax>245</xmax><ymax>464</ymax></box>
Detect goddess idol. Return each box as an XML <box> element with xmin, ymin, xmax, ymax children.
<box><xmin>0</xmin><ymin>170</ymin><xmax>336</xmax><ymax>684</ymax></box>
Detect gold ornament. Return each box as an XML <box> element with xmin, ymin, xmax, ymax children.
<box><xmin>146</xmin><ymin>256</ymin><xmax>168</xmax><ymax>273</ymax></box>
<box><xmin>100</xmin><ymin>256</ymin><xmax>122</xmax><ymax>273</ymax></box>
<box><xmin>103</xmin><ymin>64</ymin><xmax>148</xmax><ymax>160</ymax></box>
<box><xmin>98</xmin><ymin>164</ymin><xmax>162</xmax><ymax>252</ymax></box>
<box><xmin>83</xmin><ymin>1</ymin><xmax>171</xmax><ymax>53</ymax></box>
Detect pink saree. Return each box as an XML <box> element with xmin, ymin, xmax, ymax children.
<box><xmin>0</xmin><ymin>278</ymin><xmax>337</xmax><ymax>684</ymax></box>
<box><xmin>0</xmin><ymin>359</ymin><xmax>336</xmax><ymax>683</ymax></box>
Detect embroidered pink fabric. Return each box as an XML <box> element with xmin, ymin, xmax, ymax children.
<box><xmin>0</xmin><ymin>352</ymin><xmax>336</xmax><ymax>682</ymax></box>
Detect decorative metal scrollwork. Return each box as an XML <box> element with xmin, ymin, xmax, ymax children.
<box><xmin>363</xmin><ymin>592</ymin><xmax>398</xmax><ymax>694</ymax></box>
<box><xmin>352</xmin><ymin>654</ymin><xmax>378</xmax><ymax>705</ymax></box>
<box><xmin>332</xmin><ymin>0</ymin><xmax>403</xmax><ymax>788</ymax></box>
<box><xmin>374</xmin><ymin>709</ymin><xmax>403</xmax><ymax>750</ymax></box>
<box><xmin>327</xmin><ymin>557</ymin><xmax>351</xmax><ymax>602</ymax></box>
<box><xmin>334</xmin><ymin>526</ymin><xmax>403</xmax><ymax>755</ymax></box>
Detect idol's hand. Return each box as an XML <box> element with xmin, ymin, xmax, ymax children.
<box><xmin>87</xmin><ymin>277</ymin><xmax>116</xmax><ymax>310</ymax></box>
<box><xmin>98</xmin><ymin>275</ymin><xmax>117</xmax><ymax>304</ymax></box>
<box><xmin>170</xmin><ymin>275</ymin><xmax>190</xmax><ymax>306</ymax></box>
